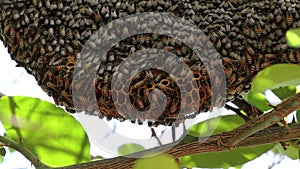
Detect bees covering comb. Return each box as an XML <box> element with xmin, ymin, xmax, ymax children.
<box><xmin>1</xmin><ymin>0</ymin><xmax>300</xmax><ymax>126</ymax></box>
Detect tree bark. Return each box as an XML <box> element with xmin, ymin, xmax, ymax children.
<box><xmin>60</xmin><ymin>123</ymin><xmax>300</xmax><ymax>169</ymax></box>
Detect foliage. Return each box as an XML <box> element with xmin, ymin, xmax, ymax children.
<box><xmin>286</xmin><ymin>28</ymin><xmax>300</xmax><ymax>48</ymax></box>
<box><xmin>134</xmin><ymin>154</ymin><xmax>180</xmax><ymax>169</ymax></box>
<box><xmin>118</xmin><ymin>143</ymin><xmax>145</xmax><ymax>156</ymax></box>
<box><xmin>0</xmin><ymin>96</ymin><xmax>90</xmax><ymax>167</ymax></box>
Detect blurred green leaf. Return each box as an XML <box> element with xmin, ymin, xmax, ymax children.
<box><xmin>188</xmin><ymin>115</ymin><xmax>245</xmax><ymax>137</ymax></box>
<box><xmin>244</xmin><ymin>91</ymin><xmax>273</xmax><ymax>112</ymax></box>
<box><xmin>272</xmin><ymin>86</ymin><xmax>296</xmax><ymax>100</ymax></box>
<box><xmin>273</xmin><ymin>143</ymin><xmax>300</xmax><ymax>160</ymax></box>
<box><xmin>134</xmin><ymin>154</ymin><xmax>179</xmax><ymax>169</ymax></box>
<box><xmin>118</xmin><ymin>143</ymin><xmax>145</xmax><ymax>156</ymax></box>
<box><xmin>0</xmin><ymin>96</ymin><xmax>90</xmax><ymax>167</ymax></box>
<box><xmin>0</xmin><ymin>148</ymin><xmax>6</xmax><ymax>157</ymax></box>
<box><xmin>180</xmin><ymin>144</ymin><xmax>274</xmax><ymax>168</ymax></box>
<box><xmin>251</xmin><ymin>64</ymin><xmax>300</xmax><ymax>93</ymax></box>
<box><xmin>296</xmin><ymin>110</ymin><xmax>300</xmax><ymax>123</ymax></box>
<box><xmin>286</xmin><ymin>28</ymin><xmax>300</xmax><ymax>48</ymax></box>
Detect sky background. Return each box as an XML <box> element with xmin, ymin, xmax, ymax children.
<box><xmin>0</xmin><ymin>41</ymin><xmax>299</xmax><ymax>168</ymax></box>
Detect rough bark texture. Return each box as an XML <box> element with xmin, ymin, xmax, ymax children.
<box><xmin>60</xmin><ymin>123</ymin><xmax>300</xmax><ymax>169</ymax></box>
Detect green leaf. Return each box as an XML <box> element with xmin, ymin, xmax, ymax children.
<box><xmin>0</xmin><ymin>96</ymin><xmax>90</xmax><ymax>167</ymax></box>
<box><xmin>180</xmin><ymin>144</ymin><xmax>274</xmax><ymax>168</ymax></box>
<box><xmin>286</xmin><ymin>28</ymin><xmax>300</xmax><ymax>48</ymax></box>
<box><xmin>243</xmin><ymin>91</ymin><xmax>272</xmax><ymax>112</ymax></box>
<box><xmin>273</xmin><ymin>143</ymin><xmax>300</xmax><ymax>160</ymax></box>
<box><xmin>272</xmin><ymin>86</ymin><xmax>296</xmax><ymax>100</ymax></box>
<box><xmin>296</xmin><ymin>110</ymin><xmax>300</xmax><ymax>123</ymax></box>
<box><xmin>118</xmin><ymin>143</ymin><xmax>145</xmax><ymax>156</ymax></box>
<box><xmin>188</xmin><ymin>115</ymin><xmax>245</xmax><ymax>137</ymax></box>
<box><xmin>0</xmin><ymin>147</ymin><xmax>6</xmax><ymax>156</ymax></box>
<box><xmin>134</xmin><ymin>154</ymin><xmax>180</xmax><ymax>169</ymax></box>
<box><xmin>251</xmin><ymin>64</ymin><xmax>300</xmax><ymax>93</ymax></box>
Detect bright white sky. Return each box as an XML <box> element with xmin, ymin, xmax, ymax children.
<box><xmin>0</xmin><ymin>42</ymin><xmax>299</xmax><ymax>169</ymax></box>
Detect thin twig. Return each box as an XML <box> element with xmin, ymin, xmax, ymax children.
<box><xmin>226</xmin><ymin>92</ymin><xmax>300</xmax><ymax>147</ymax></box>
<box><xmin>224</xmin><ymin>103</ymin><xmax>250</xmax><ymax>121</ymax></box>
<box><xmin>0</xmin><ymin>135</ymin><xmax>49</xmax><ymax>169</ymax></box>
<box><xmin>151</xmin><ymin>128</ymin><xmax>163</xmax><ymax>146</ymax></box>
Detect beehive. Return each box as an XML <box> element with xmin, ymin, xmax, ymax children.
<box><xmin>1</xmin><ymin>0</ymin><xmax>300</xmax><ymax>126</ymax></box>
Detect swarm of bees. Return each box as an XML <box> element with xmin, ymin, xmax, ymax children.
<box><xmin>1</xmin><ymin>0</ymin><xmax>300</xmax><ymax>126</ymax></box>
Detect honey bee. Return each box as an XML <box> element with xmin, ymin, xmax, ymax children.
<box><xmin>242</xmin><ymin>25</ymin><xmax>251</xmax><ymax>37</ymax></box>
<box><xmin>45</xmin><ymin>0</ymin><xmax>51</xmax><ymax>9</ymax></box>
<box><xmin>170</xmin><ymin>104</ymin><xmax>178</xmax><ymax>113</ymax></box>
<box><xmin>245</xmin><ymin>16</ymin><xmax>255</xmax><ymax>26</ymax></box>
<box><xmin>245</xmin><ymin>45</ymin><xmax>255</xmax><ymax>55</ymax></box>
<box><xmin>10</xmin><ymin>28</ymin><xmax>16</xmax><ymax>41</ymax></box>
<box><xmin>181</xmin><ymin>45</ymin><xmax>188</xmax><ymax>55</ymax></box>
<box><xmin>135</xmin><ymin>98</ymin><xmax>145</xmax><ymax>110</ymax></box>
<box><xmin>224</xmin><ymin>68</ymin><xmax>233</xmax><ymax>78</ymax></box>
<box><xmin>24</xmin><ymin>14</ymin><xmax>30</xmax><ymax>24</ymax></box>
<box><xmin>221</xmin><ymin>49</ymin><xmax>228</xmax><ymax>56</ymax></box>
<box><xmin>32</xmin><ymin>0</ymin><xmax>38</xmax><ymax>6</ymax></box>
<box><xmin>225</xmin><ymin>43</ymin><xmax>231</xmax><ymax>49</ymax></box>
<box><xmin>65</xmin><ymin>28</ymin><xmax>73</xmax><ymax>39</ymax></box>
<box><xmin>168</xmin><ymin>4</ymin><xmax>179</xmax><ymax>12</ymax></box>
<box><xmin>163</xmin><ymin>45</ymin><xmax>174</xmax><ymax>51</ymax></box>
<box><xmin>12</xmin><ymin>11</ymin><xmax>20</xmax><ymax>20</ymax></box>
<box><xmin>145</xmin><ymin>70</ymin><xmax>154</xmax><ymax>80</ymax></box>
<box><xmin>101</xmin><ymin>4</ymin><xmax>109</xmax><ymax>15</ymax></box>
<box><xmin>168</xmin><ymin>37</ymin><xmax>175</xmax><ymax>46</ymax></box>
<box><xmin>32</xmin><ymin>33</ymin><xmax>40</xmax><ymax>43</ymax></box>
<box><xmin>16</xmin><ymin>33</ymin><xmax>24</xmax><ymax>49</ymax></box>
<box><xmin>245</xmin><ymin>51</ymin><xmax>253</xmax><ymax>65</ymax></box>
<box><xmin>59</xmin><ymin>26</ymin><xmax>65</xmax><ymax>37</ymax></box>
<box><xmin>175</xmin><ymin>48</ymin><xmax>182</xmax><ymax>56</ymax></box>
<box><xmin>144</xmin><ymin>34</ymin><xmax>151</xmax><ymax>44</ymax></box>
<box><xmin>288</xmin><ymin>51</ymin><xmax>297</xmax><ymax>62</ymax></box>
<box><xmin>40</xmin><ymin>46</ymin><xmax>46</xmax><ymax>55</ymax></box>
<box><xmin>228</xmin><ymin>73</ymin><xmax>236</xmax><ymax>85</ymax></box>
<box><xmin>208</xmin><ymin>31</ymin><xmax>218</xmax><ymax>42</ymax></box>
<box><xmin>65</xmin><ymin>45</ymin><xmax>74</xmax><ymax>53</ymax></box>
<box><xmin>3</xmin><ymin>24</ymin><xmax>10</xmax><ymax>35</ymax></box>
<box><xmin>46</xmin><ymin>82</ymin><xmax>58</xmax><ymax>92</ymax></box>
<box><xmin>275</xmin><ymin>29</ymin><xmax>283</xmax><ymax>37</ymax></box>
<box><xmin>254</xmin><ymin>23</ymin><xmax>262</xmax><ymax>37</ymax></box>
<box><xmin>275</xmin><ymin>13</ymin><xmax>283</xmax><ymax>23</ymax></box>
<box><xmin>261</xmin><ymin>62</ymin><xmax>271</xmax><ymax>69</ymax></box>
<box><xmin>287</xmin><ymin>10</ymin><xmax>294</xmax><ymax>26</ymax></box>
<box><xmin>57</xmin><ymin>1</ymin><xmax>63</xmax><ymax>9</ymax></box>
<box><xmin>265</xmin><ymin>54</ymin><xmax>275</xmax><ymax>60</ymax></box>
<box><xmin>62</xmin><ymin>90</ymin><xmax>72</xmax><ymax>103</ymax></box>
<box><xmin>133</xmin><ymin>80</ymin><xmax>145</xmax><ymax>89</ymax></box>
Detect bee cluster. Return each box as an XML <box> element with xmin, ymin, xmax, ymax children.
<box><xmin>1</xmin><ymin>0</ymin><xmax>300</xmax><ymax>126</ymax></box>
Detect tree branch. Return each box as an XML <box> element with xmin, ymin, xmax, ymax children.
<box><xmin>226</xmin><ymin>92</ymin><xmax>300</xmax><ymax>146</ymax></box>
<box><xmin>0</xmin><ymin>135</ymin><xmax>49</xmax><ymax>169</ymax></box>
<box><xmin>59</xmin><ymin>123</ymin><xmax>300</xmax><ymax>169</ymax></box>
<box><xmin>59</xmin><ymin>92</ymin><xmax>300</xmax><ymax>169</ymax></box>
